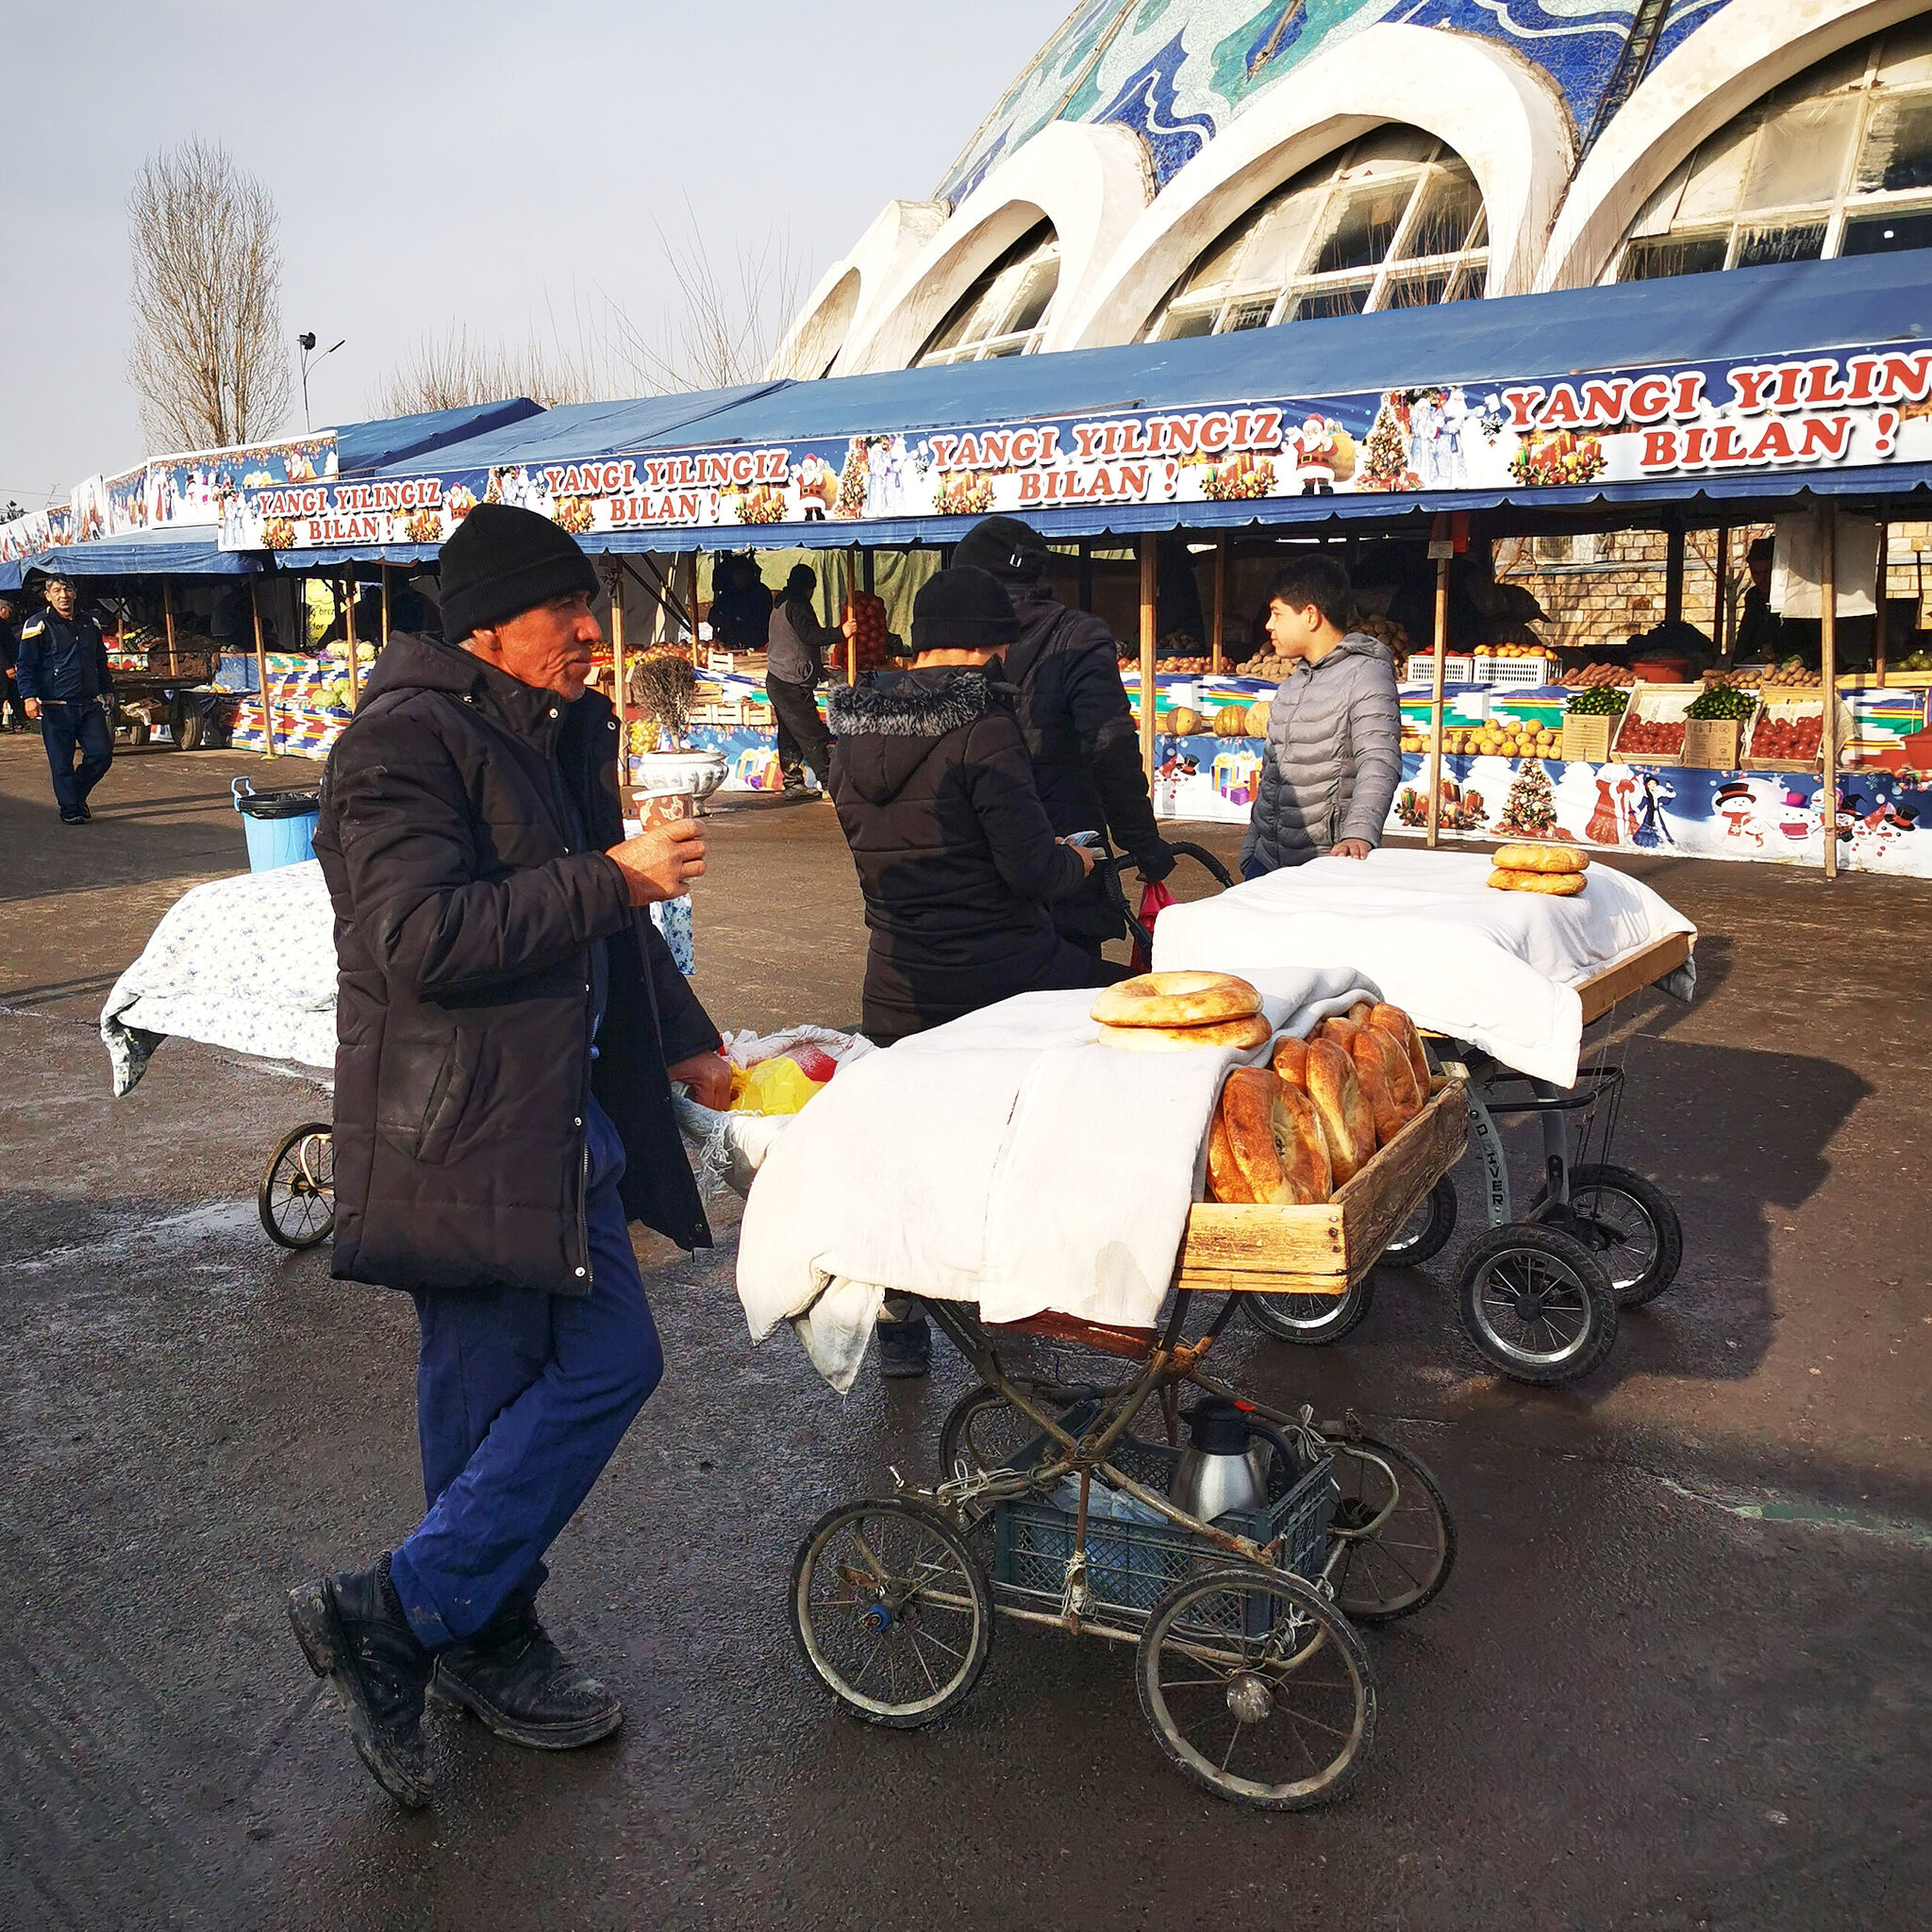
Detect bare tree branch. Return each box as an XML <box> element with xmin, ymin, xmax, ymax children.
<box><xmin>370</xmin><ymin>219</ymin><xmax>810</xmax><ymax>417</ymax></box>
<box><xmin>126</xmin><ymin>140</ymin><xmax>291</xmax><ymax>450</ymax></box>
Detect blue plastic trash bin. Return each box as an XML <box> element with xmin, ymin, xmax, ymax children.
<box><xmin>232</xmin><ymin>777</ymin><xmax>321</xmax><ymax>871</ymax></box>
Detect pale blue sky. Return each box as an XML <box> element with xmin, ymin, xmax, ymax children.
<box><xmin>0</xmin><ymin>1</ymin><xmax>1061</xmax><ymax>505</ymax></box>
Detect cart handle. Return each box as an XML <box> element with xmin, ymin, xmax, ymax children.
<box><xmin>1096</xmin><ymin>840</ymin><xmax>1239</xmax><ymax>951</ymax></box>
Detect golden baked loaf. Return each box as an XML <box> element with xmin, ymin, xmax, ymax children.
<box><xmin>1096</xmin><ymin>1012</ymin><xmax>1274</xmax><ymax>1054</ymax></box>
<box><xmin>1208</xmin><ymin>1068</ymin><xmax>1330</xmax><ymax>1207</ymax></box>
<box><xmin>1493</xmin><ymin>842</ymin><xmax>1588</xmax><ymax>874</ymax></box>
<box><xmin>1271</xmin><ymin>1035</ymin><xmax>1308</xmax><ymax>1087</ymax></box>
<box><xmin>1347</xmin><ymin>999</ymin><xmax>1374</xmax><ymax>1024</ymax></box>
<box><xmin>1370</xmin><ymin>1004</ymin><xmax>1431</xmax><ymax>1097</ymax></box>
<box><xmin>1350</xmin><ymin>1025</ymin><xmax>1418</xmax><ymax>1146</ymax></box>
<box><xmin>1306</xmin><ymin>1039</ymin><xmax>1376</xmax><ymax>1184</ymax></box>
<box><xmin>1488</xmin><ymin>867</ymin><xmax>1587</xmax><ymax>896</ymax></box>
<box><xmin>1091</xmin><ymin>971</ymin><xmax>1262</xmax><ymax>1029</ymax></box>
<box><xmin>1317</xmin><ymin>1015</ymin><xmax>1361</xmax><ymax>1051</ymax></box>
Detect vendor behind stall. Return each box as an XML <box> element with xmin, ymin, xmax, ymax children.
<box><xmin>1735</xmin><ymin>536</ymin><xmax>1782</xmax><ymax>662</ymax></box>
<box><xmin>827</xmin><ymin>564</ymin><xmax>1097</xmax><ymax>1374</ymax></box>
<box><xmin>765</xmin><ymin>563</ymin><xmax>838</xmax><ymax>794</ymax></box>
<box><xmin>1241</xmin><ymin>554</ymin><xmax>1400</xmax><ymax>877</ymax></box>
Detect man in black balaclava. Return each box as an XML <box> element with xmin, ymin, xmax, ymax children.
<box><xmin>952</xmin><ymin>515</ymin><xmax>1172</xmax><ymax>975</ymax></box>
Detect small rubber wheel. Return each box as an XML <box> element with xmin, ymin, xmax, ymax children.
<box><xmin>1244</xmin><ymin>1274</ymin><xmax>1374</xmax><ymax>1345</ymax></box>
<box><xmin>937</xmin><ymin>1384</ymin><xmax>1070</xmax><ymax>1480</ymax></box>
<box><xmin>1534</xmin><ymin>1163</ymin><xmax>1683</xmax><ymax>1307</ymax></box>
<box><xmin>173</xmin><ymin>702</ymin><xmax>206</xmax><ymax>751</ymax></box>
<box><xmin>1455</xmin><ymin>1224</ymin><xmax>1617</xmax><ymax>1383</ymax></box>
<box><xmin>1378</xmin><ymin>1175</ymin><xmax>1458</xmax><ymax>1267</ymax></box>
<box><xmin>790</xmin><ymin>1497</ymin><xmax>991</xmax><ymax>1729</ymax></box>
<box><xmin>1136</xmin><ymin>1566</ymin><xmax>1375</xmax><ymax>1809</ymax></box>
<box><xmin>259</xmin><ymin>1123</ymin><xmax>336</xmax><ymax>1249</ymax></box>
<box><xmin>1322</xmin><ymin>1431</ymin><xmax>1457</xmax><ymax>1624</ymax></box>
<box><xmin>125</xmin><ymin>719</ymin><xmax>150</xmax><ymax>747</ymax></box>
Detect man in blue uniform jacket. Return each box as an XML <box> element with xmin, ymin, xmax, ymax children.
<box><xmin>16</xmin><ymin>574</ymin><xmax>115</xmax><ymax>824</ymax></box>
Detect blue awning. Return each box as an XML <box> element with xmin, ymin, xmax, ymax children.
<box><xmin>8</xmin><ymin>527</ymin><xmax>263</xmax><ymax>578</ymax></box>
<box><xmin>328</xmin><ymin>398</ymin><xmax>545</xmax><ymax>475</ymax></box>
<box><xmin>267</xmin><ymin>252</ymin><xmax>1932</xmax><ymax>560</ymax></box>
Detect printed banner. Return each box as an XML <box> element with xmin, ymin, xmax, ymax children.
<box><xmin>216</xmin><ymin>340</ymin><xmax>1932</xmax><ymax>552</ymax></box>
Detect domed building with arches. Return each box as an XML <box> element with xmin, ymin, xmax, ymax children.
<box><xmin>772</xmin><ymin>2</ymin><xmax>1932</xmax><ymax>672</ymax></box>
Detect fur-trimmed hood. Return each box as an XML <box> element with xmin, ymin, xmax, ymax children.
<box><xmin>827</xmin><ymin>668</ymin><xmax>1002</xmax><ymax>806</ymax></box>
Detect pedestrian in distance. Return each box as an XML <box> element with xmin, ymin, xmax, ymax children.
<box><xmin>1240</xmin><ymin>553</ymin><xmax>1401</xmax><ymax>878</ymax></box>
<box><xmin>825</xmin><ymin>564</ymin><xmax>1096</xmax><ymax>1376</ymax></box>
<box><xmin>15</xmin><ymin>572</ymin><xmax>115</xmax><ymax>824</ymax></box>
<box><xmin>952</xmin><ymin>515</ymin><xmax>1173</xmax><ymax>979</ymax></box>
<box><xmin>0</xmin><ymin>592</ymin><xmax>25</xmax><ymax>730</ymax></box>
<box><xmin>765</xmin><ymin>562</ymin><xmax>839</xmax><ymax>794</ymax></box>
<box><xmin>291</xmin><ymin>503</ymin><xmax>733</xmax><ymax>1808</ymax></box>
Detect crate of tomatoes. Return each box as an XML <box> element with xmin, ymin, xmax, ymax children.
<box><xmin>1744</xmin><ymin>693</ymin><xmax>1848</xmax><ymax>771</ymax></box>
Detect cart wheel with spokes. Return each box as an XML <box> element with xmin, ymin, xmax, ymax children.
<box><xmin>789</xmin><ymin>1497</ymin><xmax>992</xmax><ymax>1729</ymax></box>
<box><xmin>1136</xmin><ymin>1565</ymin><xmax>1376</xmax><ymax>1809</ymax></box>
<box><xmin>1244</xmin><ymin>1274</ymin><xmax>1374</xmax><ymax>1345</ymax></box>
<box><xmin>1321</xmin><ymin>1431</ymin><xmax>1456</xmax><ymax>1624</ymax></box>
<box><xmin>1378</xmin><ymin>1175</ymin><xmax>1458</xmax><ymax>1267</ymax></box>
<box><xmin>1533</xmin><ymin>1164</ymin><xmax>1683</xmax><ymax>1307</ymax></box>
<box><xmin>939</xmin><ymin>1383</ymin><xmax>1070</xmax><ymax>1481</ymax></box>
<box><xmin>259</xmin><ymin>1123</ymin><xmax>336</xmax><ymax>1250</ymax></box>
<box><xmin>1454</xmin><ymin>1224</ymin><xmax>1617</xmax><ymax>1383</ymax></box>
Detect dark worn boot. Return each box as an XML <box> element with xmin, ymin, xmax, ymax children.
<box><xmin>430</xmin><ymin>1602</ymin><xmax>623</xmax><ymax>1750</ymax></box>
<box><xmin>876</xmin><ymin>1309</ymin><xmax>932</xmax><ymax>1378</ymax></box>
<box><xmin>287</xmin><ymin>1554</ymin><xmax>435</xmax><ymax>1807</ymax></box>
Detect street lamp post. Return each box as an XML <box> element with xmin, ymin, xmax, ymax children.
<box><xmin>297</xmin><ymin>332</ymin><xmax>346</xmax><ymax>432</ymax></box>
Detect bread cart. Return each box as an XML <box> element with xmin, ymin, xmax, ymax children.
<box><xmin>1103</xmin><ymin>856</ymin><xmax>1692</xmax><ymax>1384</ymax></box>
<box><xmin>788</xmin><ymin>1074</ymin><xmax>1467</xmax><ymax>1811</ymax></box>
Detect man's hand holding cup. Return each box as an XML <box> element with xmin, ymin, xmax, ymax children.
<box><xmin>607</xmin><ymin>818</ymin><xmax>706</xmax><ymax>906</ymax></box>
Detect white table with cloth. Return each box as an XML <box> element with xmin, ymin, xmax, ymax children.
<box><xmin>1151</xmin><ymin>849</ymin><xmax>1695</xmax><ymax>1089</ymax></box>
<box><xmin>100</xmin><ymin>859</ymin><xmax>695</xmax><ymax>1095</ymax></box>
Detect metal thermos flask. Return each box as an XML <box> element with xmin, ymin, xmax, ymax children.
<box><xmin>1169</xmin><ymin>1398</ymin><xmax>1301</xmax><ymax>1523</ymax></box>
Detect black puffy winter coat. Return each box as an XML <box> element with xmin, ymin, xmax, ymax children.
<box><xmin>1004</xmin><ymin>581</ymin><xmax>1165</xmax><ymax>946</ymax></box>
<box><xmin>313</xmin><ymin>633</ymin><xmax>718</xmax><ymax>1297</ymax></box>
<box><xmin>826</xmin><ymin>667</ymin><xmax>1092</xmax><ymax>1044</ymax></box>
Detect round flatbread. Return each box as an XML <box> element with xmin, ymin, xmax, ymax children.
<box><xmin>1488</xmin><ymin>867</ymin><xmax>1587</xmax><ymax>896</ymax></box>
<box><xmin>1492</xmin><ymin>842</ymin><xmax>1588</xmax><ymax>874</ymax></box>
<box><xmin>1096</xmin><ymin>1012</ymin><xmax>1274</xmax><ymax>1054</ymax></box>
<box><xmin>1091</xmin><ymin>970</ymin><xmax>1262</xmax><ymax>1029</ymax></box>
<box><xmin>1209</xmin><ymin>1068</ymin><xmax>1330</xmax><ymax>1207</ymax></box>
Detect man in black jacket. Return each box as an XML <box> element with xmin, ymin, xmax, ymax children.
<box><xmin>16</xmin><ymin>574</ymin><xmax>115</xmax><ymax>822</ymax></box>
<box><xmin>290</xmin><ymin>505</ymin><xmax>730</xmax><ymax>1807</ymax></box>
<box><xmin>953</xmin><ymin>516</ymin><xmax>1172</xmax><ymax>974</ymax></box>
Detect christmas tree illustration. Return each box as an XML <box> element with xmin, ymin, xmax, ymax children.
<box><xmin>1497</xmin><ymin>759</ymin><xmax>1557</xmax><ymax>837</ymax></box>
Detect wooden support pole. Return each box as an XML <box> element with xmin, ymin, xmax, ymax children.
<box><xmin>1664</xmin><ymin>524</ymin><xmax>1686</xmax><ymax>630</ymax></box>
<box><xmin>162</xmin><ymin>579</ymin><xmax>177</xmax><ymax>675</ymax></box>
<box><xmin>344</xmin><ymin>575</ymin><xmax>360</xmax><ymax>710</ymax></box>
<box><xmin>848</xmin><ymin>544</ymin><xmax>860</xmax><ymax>685</ymax></box>
<box><xmin>1425</xmin><ymin>549</ymin><xmax>1449</xmax><ymax>849</ymax></box>
<box><xmin>1821</xmin><ymin>501</ymin><xmax>1839</xmax><ymax>883</ymax></box>
<box><xmin>1209</xmin><ymin>535</ymin><xmax>1226</xmax><ymax>675</ymax></box>
<box><xmin>1139</xmin><ymin>533</ymin><xmax>1158</xmax><ymax>786</ymax></box>
<box><xmin>1874</xmin><ymin>517</ymin><xmax>1889</xmax><ymax>688</ymax></box>
<box><xmin>250</xmin><ymin>578</ymin><xmax>275</xmax><ymax>758</ymax></box>
<box><xmin>1713</xmin><ymin>525</ymin><xmax>1729</xmax><ymax>657</ymax></box>
<box><xmin>380</xmin><ymin>562</ymin><xmax>391</xmax><ymax>644</ymax></box>
<box><xmin>609</xmin><ymin>562</ymin><xmax>629</xmax><ymax>739</ymax></box>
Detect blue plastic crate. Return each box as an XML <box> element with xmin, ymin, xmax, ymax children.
<box><xmin>991</xmin><ymin>1425</ymin><xmax>1332</xmax><ymax>1630</ymax></box>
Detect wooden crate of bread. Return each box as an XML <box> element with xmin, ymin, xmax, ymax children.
<box><xmin>1174</xmin><ymin>1075</ymin><xmax>1467</xmax><ymax>1296</ymax></box>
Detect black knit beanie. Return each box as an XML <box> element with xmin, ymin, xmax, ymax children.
<box><xmin>911</xmin><ymin>566</ymin><xmax>1019</xmax><ymax>651</ymax></box>
<box><xmin>439</xmin><ymin>503</ymin><xmax>598</xmax><ymax>641</ymax></box>
<box><xmin>953</xmin><ymin>513</ymin><xmax>1051</xmax><ymax>582</ymax></box>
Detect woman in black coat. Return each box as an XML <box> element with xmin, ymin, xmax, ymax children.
<box><xmin>825</xmin><ymin>567</ymin><xmax>1096</xmax><ymax>1048</ymax></box>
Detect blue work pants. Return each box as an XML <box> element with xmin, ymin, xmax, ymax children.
<box><xmin>388</xmin><ymin>1095</ymin><xmax>663</xmax><ymax>1647</ymax></box>
<box><xmin>40</xmin><ymin>698</ymin><xmax>113</xmax><ymax>817</ymax></box>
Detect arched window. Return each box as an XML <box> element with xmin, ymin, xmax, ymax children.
<box><xmin>1616</xmin><ymin>20</ymin><xmax>1932</xmax><ymax>281</ymax></box>
<box><xmin>915</xmin><ymin>220</ymin><xmax>1061</xmax><ymax>366</ymax></box>
<box><xmin>1142</xmin><ymin>130</ymin><xmax>1489</xmax><ymax>341</ymax></box>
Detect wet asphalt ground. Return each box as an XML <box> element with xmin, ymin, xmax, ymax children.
<box><xmin>2</xmin><ymin>732</ymin><xmax>1929</xmax><ymax>1931</ymax></box>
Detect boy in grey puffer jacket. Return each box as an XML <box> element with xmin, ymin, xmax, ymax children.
<box><xmin>1241</xmin><ymin>554</ymin><xmax>1402</xmax><ymax>876</ymax></box>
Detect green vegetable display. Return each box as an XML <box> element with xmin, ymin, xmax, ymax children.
<box><xmin>1567</xmin><ymin>684</ymin><xmax>1631</xmax><ymax>716</ymax></box>
<box><xmin>1685</xmin><ymin>684</ymin><xmax>1757</xmax><ymax>719</ymax></box>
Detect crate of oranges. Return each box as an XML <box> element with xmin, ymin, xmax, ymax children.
<box><xmin>1400</xmin><ymin>716</ymin><xmax>1564</xmax><ymax>761</ymax></box>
